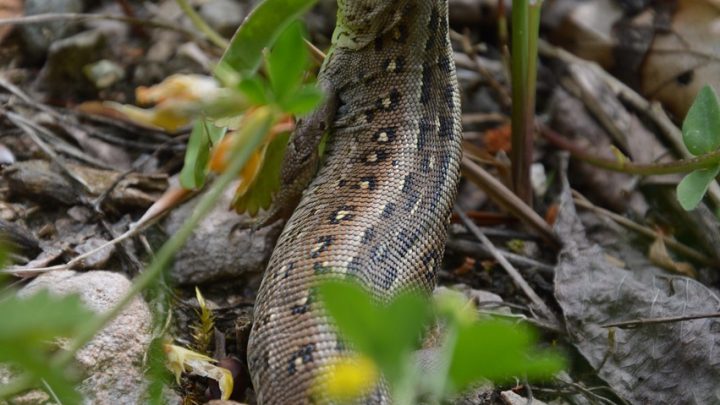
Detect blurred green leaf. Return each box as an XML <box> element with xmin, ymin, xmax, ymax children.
<box><xmin>238</xmin><ymin>77</ymin><xmax>269</xmax><ymax>106</ymax></box>
<box><xmin>447</xmin><ymin>319</ymin><xmax>564</xmax><ymax>393</ymax></box>
<box><xmin>267</xmin><ymin>22</ymin><xmax>308</xmax><ymax>102</ymax></box>
<box><xmin>318</xmin><ymin>280</ymin><xmax>430</xmax><ymax>384</ymax></box>
<box><xmin>0</xmin><ymin>290</ymin><xmax>94</xmax><ymax>341</ymax></box>
<box><xmin>202</xmin><ymin>91</ymin><xmax>251</xmax><ymax>121</ymax></box>
<box><xmin>145</xmin><ymin>336</ymin><xmax>172</xmax><ymax>405</ymax></box>
<box><xmin>179</xmin><ymin>120</ymin><xmax>226</xmax><ymax>189</ymax></box>
<box><xmin>280</xmin><ymin>84</ymin><xmax>324</xmax><ymax>116</ymax></box>
<box><xmin>216</xmin><ymin>0</ymin><xmax>318</xmax><ymax>78</ymax></box>
<box><xmin>677</xmin><ymin>165</ymin><xmax>720</xmax><ymax>211</ymax></box>
<box><xmin>0</xmin><ymin>241</ymin><xmax>8</xmax><ymax>271</ymax></box>
<box><xmin>682</xmin><ymin>86</ymin><xmax>720</xmax><ymax>156</ymax></box>
<box><xmin>0</xmin><ymin>290</ymin><xmax>96</xmax><ymax>403</ymax></box>
<box><xmin>3</xmin><ymin>349</ymin><xmax>82</xmax><ymax>404</ymax></box>
<box><xmin>232</xmin><ymin>131</ymin><xmax>290</xmax><ymax>216</ymax></box>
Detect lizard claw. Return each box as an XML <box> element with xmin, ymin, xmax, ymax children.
<box><xmin>233</xmin><ymin>208</ymin><xmax>284</xmax><ymax>233</ymax></box>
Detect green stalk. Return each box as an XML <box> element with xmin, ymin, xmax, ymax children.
<box><xmin>525</xmin><ymin>0</ymin><xmax>542</xmax><ymax>129</ymax></box>
<box><xmin>175</xmin><ymin>0</ymin><xmax>229</xmax><ymax>49</ymax></box>
<box><xmin>510</xmin><ymin>0</ymin><xmax>543</xmax><ymax>206</ymax></box>
<box><xmin>541</xmin><ymin>126</ymin><xmax>720</xmax><ymax>175</ymax></box>
<box><xmin>0</xmin><ymin>109</ymin><xmax>275</xmax><ymax>398</ymax></box>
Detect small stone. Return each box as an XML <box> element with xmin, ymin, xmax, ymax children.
<box><xmin>18</xmin><ymin>270</ymin><xmax>152</xmax><ymax>405</ymax></box>
<box><xmin>165</xmin><ymin>187</ymin><xmax>282</xmax><ymax>285</ymax></box>
<box><xmin>38</xmin><ymin>30</ymin><xmax>106</xmax><ymax>96</ymax></box>
<box><xmin>19</xmin><ymin>0</ymin><xmax>84</xmax><ymax>61</ymax></box>
<box><xmin>83</xmin><ymin>59</ymin><xmax>125</xmax><ymax>89</ymax></box>
<box><xmin>73</xmin><ymin>237</ymin><xmax>114</xmax><ymax>269</ymax></box>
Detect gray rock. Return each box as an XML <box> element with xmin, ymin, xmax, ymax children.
<box><xmin>19</xmin><ymin>270</ymin><xmax>152</xmax><ymax>405</ymax></box>
<box><xmin>19</xmin><ymin>0</ymin><xmax>84</xmax><ymax>61</ymax></box>
<box><xmin>38</xmin><ymin>30</ymin><xmax>106</xmax><ymax>95</ymax></box>
<box><xmin>165</xmin><ymin>187</ymin><xmax>282</xmax><ymax>285</ymax></box>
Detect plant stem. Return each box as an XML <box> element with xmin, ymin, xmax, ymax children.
<box><xmin>510</xmin><ymin>0</ymin><xmax>542</xmax><ymax>206</ymax></box>
<box><xmin>0</xmin><ymin>110</ymin><xmax>275</xmax><ymax>399</ymax></box>
<box><xmin>541</xmin><ymin>125</ymin><xmax>720</xmax><ymax>175</ymax></box>
<box><xmin>175</xmin><ymin>0</ymin><xmax>229</xmax><ymax>49</ymax></box>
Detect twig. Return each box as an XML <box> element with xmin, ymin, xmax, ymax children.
<box><xmin>572</xmin><ymin>191</ymin><xmax>716</xmax><ymax>267</ymax></box>
<box><xmin>455</xmin><ymin>208</ymin><xmax>560</xmax><ymax>327</ymax></box>
<box><xmin>304</xmin><ymin>39</ymin><xmax>326</xmax><ymax>65</ymax></box>
<box><xmin>0</xmin><ymin>13</ymin><xmax>202</xmax><ymax>41</ymax></box>
<box><xmin>601</xmin><ymin>312</ymin><xmax>720</xmax><ymax>328</ymax></box>
<box><xmin>1</xmin><ymin>75</ymin><xmax>183</xmax><ymax>162</ymax></box>
<box><xmin>461</xmin><ymin>156</ymin><xmax>560</xmax><ymax>248</ymax></box>
<box><xmin>1</xmin><ymin>113</ymin><xmax>110</xmax><ymax>172</ymax></box>
<box><xmin>450</xmin><ymin>29</ymin><xmax>511</xmax><ymax>108</ymax></box>
<box><xmin>446</xmin><ymin>239</ymin><xmax>555</xmax><ymax>275</ymax></box>
<box><xmin>461</xmin><ymin>112</ymin><xmax>508</xmax><ymax>126</ymax></box>
<box><xmin>2</xmin><ymin>110</ymin><xmax>94</xmax><ymax>193</ymax></box>
<box><xmin>0</xmin><ymin>209</ymin><xmax>166</xmax><ymax>276</ymax></box>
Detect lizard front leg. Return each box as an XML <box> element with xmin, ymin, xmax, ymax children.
<box><xmin>247</xmin><ymin>80</ymin><xmax>337</xmax><ymax>229</ymax></box>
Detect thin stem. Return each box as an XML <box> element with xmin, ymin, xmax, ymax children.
<box><xmin>602</xmin><ymin>312</ymin><xmax>720</xmax><ymax>328</ymax></box>
<box><xmin>174</xmin><ymin>0</ymin><xmax>229</xmax><ymax>49</ymax></box>
<box><xmin>541</xmin><ymin>125</ymin><xmax>720</xmax><ymax>175</ymax></box>
<box><xmin>461</xmin><ymin>156</ymin><xmax>560</xmax><ymax>248</ymax></box>
<box><xmin>456</xmin><ymin>208</ymin><xmax>559</xmax><ymax>326</ymax></box>
<box><xmin>510</xmin><ymin>0</ymin><xmax>536</xmax><ymax>205</ymax></box>
<box><xmin>572</xmin><ymin>191</ymin><xmax>716</xmax><ymax>266</ymax></box>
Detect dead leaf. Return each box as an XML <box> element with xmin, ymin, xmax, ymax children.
<box><xmin>648</xmin><ymin>235</ymin><xmax>696</xmax><ymax>277</ymax></box>
<box><xmin>553</xmin><ymin>168</ymin><xmax>720</xmax><ymax>404</ymax></box>
<box><xmin>640</xmin><ymin>0</ymin><xmax>720</xmax><ymax>118</ymax></box>
<box><xmin>483</xmin><ymin>124</ymin><xmax>511</xmax><ymax>154</ymax></box>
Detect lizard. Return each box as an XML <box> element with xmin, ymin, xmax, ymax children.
<box><xmin>247</xmin><ymin>0</ymin><xmax>462</xmax><ymax>403</ymax></box>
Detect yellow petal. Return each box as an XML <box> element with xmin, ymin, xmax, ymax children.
<box><xmin>136</xmin><ymin>74</ymin><xmax>219</xmax><ymax>105</ymax></box>
<box><xmin>185</xmin><ymin>358</ymin><xmax>234</xmax><ymax>400</ymax></box>
<box><xmin>317</xmin><ymin>354</ymin><xmax>379</xmax><ymax>401</ymax></box>
<box><xmin>164</xmin><ymin>344</ymin><xmax>216</xmax><ymax>384</ymax></box>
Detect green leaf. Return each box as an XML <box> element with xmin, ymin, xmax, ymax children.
<box><xmin>318</xmin><ymin>280</ymin><xmax>430</xmax><ymax>384</ymax></box>
<box><xmin>447</xmin><ymin>319</ymin><xmax>564</xmax><ymax>393</ymax></box>
<box><xmin>237</xmin><ymin>77</ymin><xmax>269</xmax><ymax>105</ymax></box>
<box><xmin>280</xmin><ymin>84</ymin><xmax>324</xmax><ymax>116</ymax></box>
<box><xmin>232</xmin><ymin>131</ymin><xmax>290</xmax><ymax>215</ymax></box>
<box><xmin>682</xmin><ymin>85</ymin><xmax>720</xmax><ymax>156</ymax></box>
<box><xmin>179</xmin><ymin>120</ymin><xmax>226</xmax><ymax>189</ymax></box>
<box><xmin>0</xmin><ymin>241</ymin><xmax>8</xmax><ymax>270</ymax></box>
<box><xmin>216</xmin><ymin>0</ymin><xmax>318</xmax><ymax>78</ymax></box>
<box><xmin>2</xmin><ymin>349</ymin><xmax>82</xmax><ymax>404</ymax></box>
<box><xmin>267</xmin><ymin>22</ymin><xmax>308</xmax><ymax>102</ymax></box>
<box><xmin>0</xmin><ymin>290</ymin><xmax>94</xmax><ymax>341</ymax></box>
<box><xmin>0</xmin><ymin>290</ymin><xmax>96</xmax><ymax>404</ymax></box>
<box><xmin>676</xmin><ymin>165</ymin><xmax>720</xmax><ymax>211</ymax></box>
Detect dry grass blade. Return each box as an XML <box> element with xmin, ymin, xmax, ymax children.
<box><xmin>461</xmin><ymin>156</ymin><xmax>560</xmax><ymax>248</ymax></box>
<box><xmin>572</xmin><ymin>190</ymin><xmax>717</xmax><ymax>267</ymax></box>
<box><xmin>455</xmin><ymin>208</ymin><xmax>560</xmax><ymax>329</ymax></box>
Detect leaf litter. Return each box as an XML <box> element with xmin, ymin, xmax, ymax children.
<box><xmin>553</xmin><ymin>166</ymin><xmax>720</xmax><ymax>404</ymax></box>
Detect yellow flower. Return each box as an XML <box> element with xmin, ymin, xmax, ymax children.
<box><xmin>318</xmin><ymin>354</ymin><xmax>379</xmax><ymax>402</ymax></box>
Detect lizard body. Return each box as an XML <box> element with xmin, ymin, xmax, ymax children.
<box><xmin>247</xmin><ymin>1</ymin><xmax>462</xmax><ymax>403</ymax></box>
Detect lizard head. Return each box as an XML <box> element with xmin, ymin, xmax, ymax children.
<box><xmin>333</xmin><ymin>0</ymin><xmax>411</xmax><ymax>49</ymax></box>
